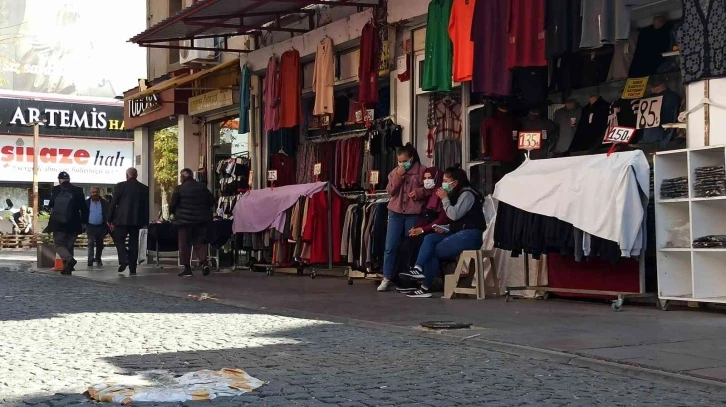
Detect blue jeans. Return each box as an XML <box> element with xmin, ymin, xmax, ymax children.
<box><xmin>416</xmin><ymin>229</ymin><xmax>484</xmax><ymax>287</ymax></box>
<box><xmin>383</xmin><ymin>210</ymin><xmax>420</xmax><ymax>279</ymax></box>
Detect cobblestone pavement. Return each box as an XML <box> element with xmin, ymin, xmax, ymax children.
<box><xmin>1</xmin><ymin>268</ymin><xmax>725</xmax><ymax>407</ymax></box>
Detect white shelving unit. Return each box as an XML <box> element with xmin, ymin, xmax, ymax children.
<box><xmin>654</xmin><ymin>145</ymin><xmax>726</xmax><ymax>309</ymax></box>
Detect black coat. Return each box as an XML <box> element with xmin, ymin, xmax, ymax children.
<box><xmin>48</xmin><ymin>183</ymin><xmax>89</xmax><ymax>234</ymax></box>
<box><xmin>107</xmin><ymin>178</ymin><xmax>150</xmax><ymax>227</ymax></box>
<box><xmin>169</xmin><ymin>179</ymin><xmax>214</xmax><ymax>225</ymax></box>
<box><xmin>86</xmin><ymin>197</ymin><xmax>109</xmax><ymax>228</ymax></box>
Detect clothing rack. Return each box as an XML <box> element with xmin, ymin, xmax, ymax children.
<box><xmin>308</xmin><ymin>129</ymin><xmax>368</xmax><ymax>143</ymax></box>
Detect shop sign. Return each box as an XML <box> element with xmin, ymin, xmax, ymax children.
<box><xmin>517</xmin><ymin>131</ymin><xmax>542</xmax><ymax>151</ymax></box>
<box><xmin>0</xmin><ymin>97</ymin><xmax>129</xmax><ymax>137</ymax></box>
<box><xmin>188</xmin><ymin>89</ymin><xmax>234</xmax><ymax>116</ymax></box>
<box><xmin>622</xmin><ymin>77</ymin><xmax>649</xmax><ymax>99</ymax></box>
<box><xmin>129</xmin><ymin>93</ymin><xmax>161</xmax><ymax>118</ymax></box>
<box><xmin>636</xmin><ymin>96</ymin><xmax>663</xmax><ymax>129</ymax></box>
<box><xmin>355</xmin><ymin>109</ymin><xmax>374</xmax><ymax>123</ymax></box>
<box><xmin>0</xmin><ymin>135</ymin><xmax>133</xmax><ymax>184</ymax></box>
<box><xmin>369</xmin><ymin>170</ymin><xmax>379</xmax><ymax>185</ymax></box>
<box><xmin>313</xmin><ymin>163</ymin><xmax>322</xmax><ymax>176</ymax></box>
<box><xmin>603</xmin><ymin>126</ymin><xmax>636</xmax><ymax>144</ymax></box>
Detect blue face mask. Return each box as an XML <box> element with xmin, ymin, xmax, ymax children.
<box><xmin>442</xmin><ymin>182</ymin><xmax>453</xmax><ymax>193</ymax></box>
<box><xmin>398</xmin><ymin>159</ymin><xmax>412</xmax><ymax>170</ymax></box>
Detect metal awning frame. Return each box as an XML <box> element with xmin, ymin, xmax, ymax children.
<box><xmin>133</xmin><ymin>0</ymin><xmax>383</xmax><ymax>52</ymax></box>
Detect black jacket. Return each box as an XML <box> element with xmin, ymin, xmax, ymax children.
<box><xmin>48</xmin><ymin>183</ymin><xmax>89</xmax><ymax>234</ymax></box>
<box><xmin>107</xmin><ymin>178</ymin><xmax>150</xmax><ymax>227</ymax></box>
<box><xmin>86</xmin><ymin>197</ymin><xmax>109</xmax><ymax>227</ymax></box>
<box><xmin>169</xmin><ymin>178</ymin><xmax>214</xmax><ymax>225</ymax></box>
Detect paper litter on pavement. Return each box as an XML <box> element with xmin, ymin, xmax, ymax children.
<box><xmin>86</xmin><ymin>368</ymin><xmax>265</xmax><ymax>404</ymax></box>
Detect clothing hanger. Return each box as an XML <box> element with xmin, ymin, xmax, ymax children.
<box><xmin>278</xmin><ymin>147</ymin><xmax>287</xmax><ymax>156</ymax></box>
<box><xmin>678</xmin><ymin>97</ymin><xmax>726</xmax><ymax>122</ymax></box>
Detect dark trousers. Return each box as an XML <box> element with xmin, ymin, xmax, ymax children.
<box><xmin>113</xmin><ymin>226</ymin><xmax>140</xmax><ymax>269</ymax></box>
<box><xmin>178</xmin><ymin>224</ymin><xmax>208</xmax><ymax>268</ymax></box>
<box><xmin>86</xmin><ymin>224</ymin><xmax>107</xmax><ymax>262</ymax></box>
<box><xmin>53</xmin><ymin>231</ymin><xmax>78</xmax><ymax>262</ymax></box>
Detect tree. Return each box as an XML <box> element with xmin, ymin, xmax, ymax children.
<box><xmin>153</xmin><ymin>126</ymin><xmax>178</xmax><ymax>219</ymax></box>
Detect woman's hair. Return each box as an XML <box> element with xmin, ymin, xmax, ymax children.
<box><xmin>444</xmin><ymin>164</ymin><xmax>471</xmax><ymax>189</ymax></box>
<box><xmin>395</xmin><ymin>143</ymin><xmax>421</xmax><ymax>164</ymax></box>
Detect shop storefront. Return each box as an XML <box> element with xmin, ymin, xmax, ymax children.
<box><xmin>0</xmin><ymin>93</ymin><xmax>132</xmax><ymax>209</ymax></box>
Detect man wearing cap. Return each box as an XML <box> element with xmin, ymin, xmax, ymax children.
<box><xmin>48</xmin><ymin>172</ymin><xmax>89</xmax><ymax>275</ymax></box>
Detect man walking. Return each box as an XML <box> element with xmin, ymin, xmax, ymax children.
<box><xmin>48</xmin><ymin>172</ymin><xmax>88</xmax><ymax>275</ymax></box>
<box><xmin>169</xmin><ymin>168</ymin><xmax>214</xmax><ymax>277</ymax></box>
<box><xmin>86</xmin><ymin>187</ymin><xmax>109</xmax><ymax>266</ymax></box>
<box><xmin>107</xmin><ymin>168</ymin><xmax>149</xmax><ymax>275</ymax></box>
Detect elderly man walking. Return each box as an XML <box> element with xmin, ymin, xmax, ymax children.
<box><xmin>107</xmin><ymin>168</ymin><xmax>149</xmax><ymax>276</ymax></box>
<box><xmin>86</xmin><ymin>187</ymin><xmax>109</xmax><ymax>267</ymax></box>
<box><xmin>48</xmin><ymin>172</ymin><xmax>88</xmax><ymax>275</ymax></box>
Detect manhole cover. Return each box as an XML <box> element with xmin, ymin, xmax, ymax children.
<box><xmin>420</xmin><ymin>321</ymin><xmax>472</xmax><ymax>330</ymax></box>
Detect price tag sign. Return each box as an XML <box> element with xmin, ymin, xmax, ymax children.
<box><xmin>603</xmin><ymin>126</ymin><xmax>636</xmax><ymax>144</ymax></box>
<box><xmin>636</xmin><ymin>96</ymin><xmax>663</xmax><ymax>129</ymax></box>
<box><xmin>622</xmin><ymin>77</ymin><xmax>649</xmax><ymax>99</ymax></box>
<box><xmin>313</xmin><ymin>163</ymin><xmax>322</xmax><ymax>176</ymax></box>
<box><xmin>369</xmin><ymin>170</ymin><xmax>380</xmax><ymax>185</ymax></box>
<box><xmin>517</xmin><ymin>131</ymin><xmax>542</xmax><ymax>151</ymax></box>
<box><xmin>267</xmin><ymin>170</ymin><xmax>278</xmax><ymax>182</ymax></box>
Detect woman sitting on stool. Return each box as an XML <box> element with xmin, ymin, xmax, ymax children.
<box><xmin>401</xmin><ymin>165</ymin><xmax>486</xmax><ymax>298</ymax></box>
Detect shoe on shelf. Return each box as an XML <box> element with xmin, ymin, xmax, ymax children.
<box><xmin>203</xmin><ymin>266</ymin><xmax>211</xmax><ymax>276</ymax></box>
<box><xmin>178</xmin><ymin>267</ymin><xmax>193</xmax><ymax>277</ymax></box>
<box><xmin>377</xmin><ymin>279</ymin><xmax>392</xmax><ymax>292</ymax></box>
<box><xmin>399</xmin><ymin>266</ymin><xmax>425</xmax><ymax>280</ymax></box>
<box><xmin>407</xmin><ymin>288</ymin><xmax>433</xmax><ymax>298</ymax></box>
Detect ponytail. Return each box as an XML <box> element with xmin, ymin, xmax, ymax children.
<box><xmin>396</xmin><ymin>143</ymin><xmax>421</xmax><ymax>164</ymax></box>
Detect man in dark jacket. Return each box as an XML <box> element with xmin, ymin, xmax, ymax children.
<box><xmin>107</xmin><ymin>168</ymin><xmax>150</xmax><ymax>275</ymax></box>
<box><xmin>169</xmin><ymin>168</ymin><xmax>214</xmax><ymax>277</ymax></box>
<box><xmin>86</xmin><ymin>187</ymin><xmax>109</xmax><ymax>266</ymax></box>
<box><xmin>48</xmin><ymin>172</ymin><xmax>89</xmax><ymax>275</ymax></box>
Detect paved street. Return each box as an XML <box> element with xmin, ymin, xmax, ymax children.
<box><xmin>1</xmin><ymin>268</ymin><xmax>725</xmax><ymax>407</ymax></box>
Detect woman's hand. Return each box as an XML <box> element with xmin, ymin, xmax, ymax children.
<box><xmin>436</xmin><ymin>188</ymin><xmax>448</xmax><ymax>199</ymax></box>
<box><xmin>409</xmin><ymin>227</ymin><xmax>424</xmax><ymax>237</ymax></box>
<box><xmin>408</xmin><ymin>191</ymin><xmax>416</xmax><ymax>198</ymax></box>
<box><xmin>396</xmin><ymin>166</ymin><xmax>406</xmax><ymax>177</ymax></box>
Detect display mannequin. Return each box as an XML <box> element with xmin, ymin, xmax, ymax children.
<box><xmin>553</xmin><ymin>98</ymin><xmax>581</xmax><ymax>154</ymax></box>
<box><xmin>519</xmin><ymin>108</ymin><xmax>556</xmax><ymax>160</ymax></box>
<box><xmin>480</xmin><ymin>102</ymin><xmax>518</xmax><ymax>162</ymax></box>
<box><xmin>571</xmin><ymin>94</ymin><xmax>609</xmax><ymax>152</ymax></box>
<box><xmin>639</xmin><ymin>77</ymin><xmax>681</xmax><ymax>146</ymax></box>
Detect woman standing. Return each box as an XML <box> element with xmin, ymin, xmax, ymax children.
<box><xmin>401</xmin><ymin>165</ymin><xmax>487</xmax><ymax>298</ymax></box>
<box><xmin>377</xmin><ymin>144</ymin><xmax>426</xmax><ymax>292</ymax></box>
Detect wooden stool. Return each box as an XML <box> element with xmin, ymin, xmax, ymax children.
<box><xmin>444</xmin><ymin>250</ymin><xmax>499</xmax><ymax>299</ymax></box>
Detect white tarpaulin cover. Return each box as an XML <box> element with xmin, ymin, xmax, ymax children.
<box><xmin>87</xmin><ymin>368</ymin><xmax>264</xmax><ymax>404</ymax></box>
<box><xmin>493</xmin><ymin>151</ymin><xmax>650</xmax><ymax>256</ymax></box>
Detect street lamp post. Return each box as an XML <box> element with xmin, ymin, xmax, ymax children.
<box><xmin>32</xmin><ymin>122</ymin><xmax>39</xmax><ymax>234</ymax></box>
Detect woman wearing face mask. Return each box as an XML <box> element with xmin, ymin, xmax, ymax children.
<box><xmin>378</xmin><ymin>143</ymin><xmax>426</xmax><ymax>292</ymax></box>
<box><xmin>400</xmin><ymin>164</ymin><xmax>487</xmax><ymax>298</ymax></box>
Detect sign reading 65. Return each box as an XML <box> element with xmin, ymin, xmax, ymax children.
<box><xmin>518</xmin><ymin>131</ymin><xmax>542</xmax><ymax>151</ymax></box>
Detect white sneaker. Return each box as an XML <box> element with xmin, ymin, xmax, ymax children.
<box><xmin>377</xmin><ymin>280</ymin><xmax>392</xmax><ymax>292</ymax></box>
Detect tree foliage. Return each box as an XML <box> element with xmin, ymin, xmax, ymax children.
<box><xmin>153</xmin><ymin>127</ymin><xmax>178</xmax><ymax>218</ymax></box>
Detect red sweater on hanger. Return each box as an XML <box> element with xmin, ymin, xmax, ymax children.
<box><xmin>302</xmin><ymin>190</ymin><xmax>343</xmax><ymax>264</ymax></box>
<box><xmin>270</xmin><ymin>152</ymin><xmax>295</xmax><ymax>186</ymax></box>
<box><xmin>506</xmin><ymin>0</ymin><xmax>547</xmax><ymax>69</ymax></box>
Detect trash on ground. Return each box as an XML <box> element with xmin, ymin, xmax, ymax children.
<box><xmin>86</xmin><ymin>368</ymin><xmax>264</xmax><ymax>404</ymax></box>
<box><xmin>187</xmin><ymin>292</ymin><xmax>218</xmax><ymax>301</ymax></box>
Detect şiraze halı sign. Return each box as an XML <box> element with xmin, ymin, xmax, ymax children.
<box><xmin>0</xmin><ymin>135</ymin><xmax>133</xmax><ymax>184</ymax></box>
<box><xmin>0</xmin><ymin>97</ymin><xmax>130</xmax><ymax>139</ymax></box>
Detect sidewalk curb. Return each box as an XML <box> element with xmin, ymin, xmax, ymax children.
<box><xmin>36</xmin><ymin>269</ymin><xmax>726</xmax><ymax>393</ymax></box>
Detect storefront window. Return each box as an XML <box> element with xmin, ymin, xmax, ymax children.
<box><xmin>211</xmin><ymin>117</ymin><xmax>247</xmax><ymax>197</ymax></box>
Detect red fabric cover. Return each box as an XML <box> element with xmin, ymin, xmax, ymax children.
<box><xmin>546</xmin><ymin>253</ymin><xmax>639</xmax><ymax>299</ymax></box>
<box><xmin>302</xmin><ymin>190</ymin><xmax>343</xmax><ymax>264</ymax></box>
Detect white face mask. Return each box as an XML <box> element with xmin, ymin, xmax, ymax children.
<box><xmin>423</xmin><ymin>179</ymin><xmax>436</xmax><ymax>189</ymax></box>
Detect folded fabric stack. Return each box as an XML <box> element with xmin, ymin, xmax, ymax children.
<box><xmin>660</xmin><ymin>176</ymin><xmax>688</xmax><ymax>199</ymax></box>
<box><xmin>694</xmin><ymin>165</ymin><xmax>726</xmax><ymax>198</ymax></box>
<box><xmin>693</xmin><ymin>235</ymin><xmax>726</xmax><ymax>248</ymax></box>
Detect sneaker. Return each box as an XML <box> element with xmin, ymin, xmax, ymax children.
<box><xmin>118</xmin><ymin>264</ymin><xmax>127</xmax><ymax>273</ymax></box>
<box><xmin>377</xmin><ymin>280</ymin><xmax>392</xmax><ymax>292</ymax></box>
<box><xmin>399</xmin><ymin>266</ymin><xmax>425</xmax><ymax>280</ymax></box>
<box><xmin>178</xmin><ymin>267</ymin><xmax>193</xmax><ymax>277</ymax></box>
<box><xmin>407</xmin><ymin>288</ymin><xmax>433</xmax><ymax>298</ymax></box>
<box><xmin>202</xmin><ymin>266</ymin><xmax>211</xmax><ymax>276</ymax></box>
<box><xmin>395</xmin><ymin>287</ymin><xmax>418</xmax><ymax>293</ymax></box>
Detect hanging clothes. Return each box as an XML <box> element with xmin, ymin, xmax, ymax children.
<box><xmin>579</xmin><ymin>0</ymin><xmax>637</xmax><ymax>49</ymax></box>
<box><xmin>677</xmin><ymin>0</ymin><xmax>726</xmax><ymax>84</ymax></box>
<box><xmin>639</xmin><ymin>88</ymin><xmax>682</xmax><ymax>146</ymax></box>
<box><xmin>302</xmin><ymin>190</ymin><xmax>343</xmax><ymax>264</ymax></box>
<box><xmin>359</xmin><ymin>22</ymin><xmax>380</xmax><ymax>104</ymax></box>
<box><xmin>570</xmin><ymin>96</ymin><xmax>610</xmax><ymax>152</ymax></box>
<box><xmin>471</xmin><ymin>0</ymin><xmax>510</xmax><ymax>95</ymax></box>
<box><xmin>607</xmin><ymin>30</ymin><xmax>639</xmax><ymax>81</ymax></box>
<box><xmin>552</xmin><ymin>103</ymin><xmax>582</xmax><ymax>154</ymax></box>
<box><xmin>279</xmin><ymin>49</ymin><xmax>302</xmax><ymax>128</ymax></box>
<box><xmin>263</xmin><ymin>56</ymin><xmax>280</xmax><ymax>133</ymax></box>
<box><xmin>545</xmin><ymin>0</ymin><xmax>582</xmax><ymax>58</ymax></box>
<box><xmin>239</xmin><ymin>65</ymin><xmax>251</xmax><ymax>134</ymax></box>
<box><xmin>481</xmin><ymin>109</ymin><xmax>518</xmax><ymax>162</ymax></box>
<box><xmin>448</xmin><ymin>0</ymin><xmax>476</xmax><ymax>82</ymax></box>
<box><xmin>629</xmin><ymin>21</ymin><xmax>673</xmax><ymax>78</ymax></box>
<box><xmin>269</xmin><ymin>152</ymin><xmax>295</xmax><ymax>187</ymax></box>
<box><xmin>506</xmin><ymin>0</ymin><xmax>547</xmax><ymax>69</ymax></box>
<box><xmin>518</xmin><ymin>112</ymin><xmax>556</xmax><ymax>160</ymax></box>
<box><xmin>422</xmin><ymin>0</ymin><xmax>454</xmax><ymax>92</ymax></box>
<box><xmin>313</xmin><ymin>37</ymin><xmax>335</xmax><ymax>116</ymax></box>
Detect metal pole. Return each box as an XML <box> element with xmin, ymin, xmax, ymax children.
<box><xmin>32</xmin><ymin>123</ymin><xmax>39</xmax><ymax>234</ymax></box>
<box><xmin>327</xmin><ymin>182</ymin><xmax>333</xmax><ymax>270</ymax></box>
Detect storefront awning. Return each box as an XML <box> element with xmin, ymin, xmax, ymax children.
<box><xmin>125</xmin><ymin>58</ymin><xmax>240</xmax><ymax>101</ymax></box>
<box><xmin>130</xmin><ymin>0</ymin><xmax>382</xmax><ymax>51</ymax></box>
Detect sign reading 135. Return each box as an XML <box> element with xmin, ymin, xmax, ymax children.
<box><xmin>517</xmin><ymin>131</ymin><xmax>542</xmax><ymax>151</ymax></box>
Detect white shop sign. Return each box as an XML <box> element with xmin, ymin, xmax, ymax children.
<box><xmin>0</xmin><ymin>135</ymin><xmax>133</xmax><ymax>184</ymax></box>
